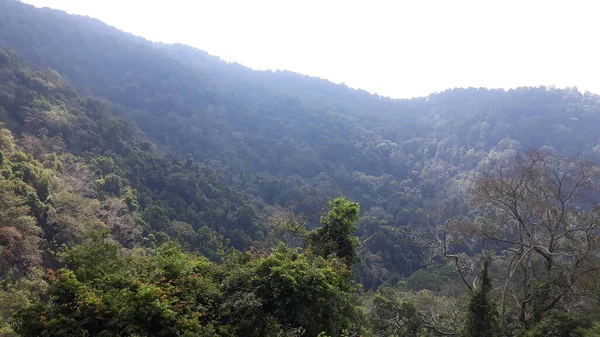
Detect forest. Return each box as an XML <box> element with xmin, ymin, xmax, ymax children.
<box><xmin>1</xmin><ymin>0</ymin><xmax>600</xmax><ymax>336</ymax></box>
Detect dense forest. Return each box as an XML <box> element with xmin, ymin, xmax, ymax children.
<box><xmin>1</xmin><ymin>0</ymin><xmax>600</xmax><ymax>336</ymax></box>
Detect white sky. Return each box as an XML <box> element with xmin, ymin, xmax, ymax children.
<box><xmin>21</xmin><ymin>0</ymin><xmax>600</xmax><ymax>98</ymax></box>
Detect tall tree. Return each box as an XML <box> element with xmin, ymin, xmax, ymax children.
<box><xmin>309</xmin><ymin>197</ymin><xmax>360</xmax><ymax>266</ymax></box>
<box><xmin>463</xmin><ymin>258</ymin><xmax>498</xmax><ymax>337</ymax></box>
<box><xmin>470</xmin><ymin>151</ymin><xmax>600</xmax><ymax>325</ymax></box>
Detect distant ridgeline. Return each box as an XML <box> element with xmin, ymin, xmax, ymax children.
<box><xmin>2</xmin><ymin>0</ymin><xmax>600</xmax><ymax>336</ymax></box>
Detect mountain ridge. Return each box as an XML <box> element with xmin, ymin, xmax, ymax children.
<box><xmin>4</xmin><ymin>0</ymin><xmax>599</xmax><ymax>281</ymax></box>
<box><xmin>2</xmin><ymin>2</ymin><xmax>600</xmax><ymax>335</ymax></box>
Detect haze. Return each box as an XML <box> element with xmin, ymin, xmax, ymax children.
<box><xmin>21</xmin><ymin>0</ymin><xmax>600</xmax><ymax>98</ymax></box>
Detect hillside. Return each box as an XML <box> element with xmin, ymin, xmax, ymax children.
<box><xmin>2</xmin><ymin>0</ymin><xmax>600</xmax><ymax>336</ymax></box>
<box><xmin>5</xmin><ymin>0</ymin><xmax>600</xmax><ymax>285</ymax></box>
<box><xmin>1</xmin><ymin>45</ymin><xmax>360</xmax><ymax>337</ymax></box>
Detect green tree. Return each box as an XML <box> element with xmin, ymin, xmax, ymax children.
<box><xmin>463</xmin><ymin>258</ymin><xmax>498</xmax><ymax>337</ymax></box>
<box><xmin>309</xmin><ymin>197</ymin><xmax>360</xmax><ymax>266</ymax></box>
<box><xmin>524</xmin><ymin>311</ymin><xmax>591</xmax><ymax>337</ymax></box>
<box><xmin>221</xmin><ymin>244</ymin><xmax>364</xmax><ymax>337</ymax></box>
<box><xmin>59</xmin><ymin>232</ymin><xmax>126</xmax><ymax>282</ymax></box>
<box><xmin>582</xmin><ymin>322</ymin><xmax>600</xmax><ymax>337</ymax></box>
<box><xmin>99</xmin><ymin>173</ymin><xmax>123</xmax><ymax>195</ymax></box>
<box><xmin>12</xmin><ymin>241</ymin><xmax>221</xmax><ymax>337</ymax></box>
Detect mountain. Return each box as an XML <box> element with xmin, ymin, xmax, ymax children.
<box><xmin>0</xmin><ymin>44</ymin><xmax>263</xmax><ymax>250</ymax></box>
<box><xmin>3</xmin><ymin>0</ymin><xmax>600</xmax><ymax>284</ymax></box>
<box><xmin>2</xmin><ymin>1</ymin><xmax>600</xmax><ymax>336</ymax></box>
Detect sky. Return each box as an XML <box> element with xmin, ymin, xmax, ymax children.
<box><xmin>21</xmin><ymin>0</ymin><xmax>600</xmax><ymax>99</ymax></box>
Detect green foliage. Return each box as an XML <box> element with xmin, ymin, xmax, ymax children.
<box><xmin>59</xmin><ymin>232</ymin><xmax>126</xmax><ymax>282</ymax></box>
<box><xmin>0</xmin><ymin>45</ymin><xmax>261</xmax><ymax>250</ymax></box>
<box><xmin>196</xmin><ymin>225</ymin><xmax>228</xmax><ymax>261</ymax></box>
<box><xmin>581</xmin><ymin>322</ymin><xmax>600</xmax><ymax>337</ymax></box>
<box><xmin>122</xmin><ymin>186</ymin><xmax>139</xmax><ymax>211</ymax></box>
<box><xmin>221</xmin><ymin>243</ymin><xmax>364</xmax><ymax>337</ymax></box>
<box><xmin>13</xmin><ymin>241</ymin><xmax>222</xmax><ymax>337</ymax></box>
<box><xmin>0</xmin><ymin>128</ymin><xmax>14</xmax><ymax>152</ymax></box>
<box><xmin>309</xmin><ymin>197</ymin><xmax>360</xmax><ymax>265</ymax></box>
<box><xmin>99</xmin><ymin>173</ymin><xmax>123</xmax><ymax>195</ymax></box>
<box><xmin>462</xmin><ymin>259</ymin><xmax>498</xmax><ymax>337</ymax></box>
<box><xmin>524</xmin><ymin>311</ymin><xmax>592</xmax><ymax>337</ymax></box>
<box><xmin>90</xmin><ymin>156</ymin><xmax>116</xmax><ymax>175</ymax></box>
<box><xmin>0</xmin><ymin>269</ymin><xmax>47</xmax><ymax>337</ymax></box>
<box><xmin>142</xmin><ymin>205</ymin><xmax>171</xmax><ymax>232</ymax></box>
<box><xmin>0</xmin><ymin>146</ymin><xmax>49</xmax><ymax>279</ymax></box>
<box><xmin>405</xmin><ymin>266</ymin><xmax>456</xmax><ymax>292</ymax></box>
<box><xmin>12</xmin><ymin>239</ymin><xmax>364</xmax><ymax>337</ymax></box>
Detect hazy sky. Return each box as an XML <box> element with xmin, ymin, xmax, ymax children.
<box><xmin>21</xmin><ymin>0</ymin><xmax>600</xmax><ymax>98</ymax></box>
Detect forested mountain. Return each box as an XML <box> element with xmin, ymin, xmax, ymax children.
<box><xmin>1</xmin><ymin>0</ymin><xmax>600</xmax><ymax>336</ymax></box>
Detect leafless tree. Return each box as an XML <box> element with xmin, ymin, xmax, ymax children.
<box><xmin>417</xmin><ymin>195</ymin><xmax>480</xmax><ymax>293</ymax></box>
<box><xmin>99</xmin><ymin>198</ymin><xmax>141</xmax><ymax>247</ymax></box>
<box><xmin>55</xmin><ymin>160</ymin><xmax>99</xmax><ymax>198</ymax></box>
<box><xmin>470</xmin><ymin>151</ymin><xmax>600</xmax><ymax>325</ymax></box>
<box><xmin>19</xmin><ymin>134</ymin><xmax>47</xmax><ymax>159</ymax></box>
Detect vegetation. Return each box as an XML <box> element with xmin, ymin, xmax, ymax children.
<box><xmin>12</xmin><ymin>238</ymin><xmax>365</xmax><ymax>337</ymax></box>
<box><xmin>1</xmin><ymin>0</ymin><xmax>600</xmax><ymax>335</ymax></box>
<box><xmin>463</xmin><ymin>258</ymin><xmax>498</xmax><ymax>337</ymax></box>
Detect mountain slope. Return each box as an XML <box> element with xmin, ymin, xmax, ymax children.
<box><xmin>0</xmin><ymin>46</ymin><xmax>262</xmax><ymax>251</ymax></box>
<box><xmin>3</xmin><ymin>0</ymin><xmax>600</xmax><ymax>287</ymax></box>
<box><xmin>3</xmin><ymin>2</ymin><xmax>600</xmax><ymax>335</ymax></box>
